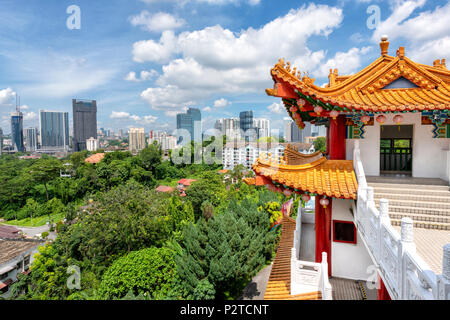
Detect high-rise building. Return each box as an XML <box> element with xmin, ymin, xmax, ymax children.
<box><xmin>24</xmin><ymin>127</ymin><xmax>38</xmax><ymax>152</ymax></box>
<box><xmin>118</xmin><ymin>129</ymin><xmax>124</xmax><ymax>138</ymax></box>
<box><xmin>0</xmin><ymin>127</ymin><xmax>3</xmax><ymax>155</ymax></box>
<box><xmin>129</xmin><ymin>128</ymin><xmax>146</xmax><ymax>153</ymax></box>
<box><xmin>148</xmin><ymin>131</ymin><xmax>177</xmax><ymax>151</ymax></box>
<box><xmin>240</xmin><ymin>111</ymin><xmax>256</xmax><ymax>141</ymax></box>
<box><xmin>284</xmin><ymin>119</ymin><xmax>292</xmax><ymax>142</ymax></box>
<box><xmin>176</xmin><ymin>108</ymin><xmax>202</xmax><ymax>144</ymax></box>
<box><xmin>39</xmin><ymin>110</ymin><xmax>69</xmax><ymax>150</ymax></box>
<box><xmin>11</xmin><ymin>111</ymin><xmax>24</xmax><ymax>152</ymax></box>
<box><xmin>73</xmin><ymin>99</ymin><xmax>97</xmax><ymax>151</ymax></box>
<box><xmin>253</xmin><ymin>118</ymin><xmax>270</xmax><ymax>139</ymax></box>
<box><xmin>86</xmin><ymin>137</ymin><xmax>99</xmax><ymax>152</ymax></box>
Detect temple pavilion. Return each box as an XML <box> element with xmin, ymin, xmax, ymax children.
<box><xmin>246</xmin><ymin>36</ymin><xmax>450</xmax><ymax>300</ymax></box>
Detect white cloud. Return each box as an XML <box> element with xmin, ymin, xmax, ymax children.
<box><xmin>139</xmin><ymin>0</ymin><xmax>260</xmax><ymax>5</ymax></box>
<box><xmin>203</xmin><ymin>106</ymin><xmax>212</xmax><ymax>112</ymax></box>
<box><xmin>125</xmin><ymin>69</ymin><xmax>159</xmax><ymax>82</ymax></box>
<box><xmin>137</xmin><ymin>4</ymin><xmax>344</xmax><ymax>111</ymax></box>
<box><xmin>133</xmin><ymin>31</ymin><xmax>178</xmax><ymax>63</ymax></box>
<box><xmin>110</xmin><ymin>111</ymin><xmax>131</xmax><ymax>119</ymax></box>
<box><xmin>267</xmin><ymin>102</ymin><xmax>284</xmax><ymax>114</ymax></box>
<box><xmin>129</xmin><ymin>11</ymin><xmax>185</xmax><ymax>33</ymax></box>
<box><xmin>0</xmin><ymin>88</ymin><xmax>16</xmax><ymax>107</ymax></box>
<box><xmin>213</xmin><ymin>98</ymin><xmax>230</xmax><ymax>108</ymax></box>
<box><xmin>371</xmin><ymin>1</ymin><xmax>450</xmax><ymax>64</ymax></box>
<box><xmin>110</xmin><ymin>111</ymin><xmax>158</xmax><ymax>124</ymax></box>
<box><xmin>314</xmin><ymin>46</ymin><xmax>372</xmax><ymax>77</ymax></box>
<box><xmin>23</xmin><ymin>111</ymin><xmax>37</xmax><ymax>121</ymax></box>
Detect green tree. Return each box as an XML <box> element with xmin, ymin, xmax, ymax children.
<box><xmin>29</xmin><ymin>159</ymin><xmax>62</xmax><ymax>201</ymax></box>
<box><xmin>98</xmin><ymin>247</ymin><xmax>178</xmax><ymax>299</ymax></box>
<box><xmin>313</xmin><ymin>136</ymin><xmax>327</xmax><ymax>153</ymax></box>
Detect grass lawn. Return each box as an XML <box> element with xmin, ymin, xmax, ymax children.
<box><xmin>2</xmin><ymin>212</ymin><xmax>65</xmax><ymax>227</ymax></box>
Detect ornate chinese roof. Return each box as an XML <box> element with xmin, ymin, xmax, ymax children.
<box><xmin>266</xmin><ymin>37</ymin><xmax>450</xmax><ymax>123</ymax></box>
<box><xmin>247</xmin><ymin>150</ymin><xmax>358</xmax><ymax>200</ymax></box>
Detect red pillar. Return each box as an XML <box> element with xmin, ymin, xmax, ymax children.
<box><xmin>315</xmin><ymin>197</ymin><xmax>332</xmax><ymax>276</ymax></box>
<box><xmin>377</xmin><ymin>275</ymin><xmax>391</xmax><ymax>300</ymax></box>
<box><xmin>329</xmin><ymin>115</ymin><xmax>346</xmax><ymax>160</ymax></box>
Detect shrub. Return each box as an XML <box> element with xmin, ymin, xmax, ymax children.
<box><xmin>98</xmin><ymin>247</ymin><xmax>178</xmax><ymax>300</ymax></box>
<box><xmin>41</xmin><ymin>232</ymin><xmax>49</xmax><ymax>239</ymax></box>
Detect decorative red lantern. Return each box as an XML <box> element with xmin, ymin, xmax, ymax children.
<box><xmin>361</xmin><ymin>115</ymin><xmax>370</xmax><ymax>124</ymax></box>
<box><xmin>283</xmin><ymin>189</ymin><xmax>292</xmax><ymax>197</ymax></box>
<box><xmin>393</xmin><ymin>114</ymin><xmax>403</xmax><ymax>125</ymax></box>
<box><xmin>376</xmin><ymin>115</ymin><xmax>387</xmax><ymax>125</ymax></box>
<box><xmin>290</xmin><ymin>106</ymin><xmax>298</xmax><ymax>113</ymax></box>
<box><xmin>294</xmin><ymin>113</ymin><xmax>301</xmax><ymax>120</ymax></box>
<box><xmin>297</xmin><ymin>98</ymin><xmax>306</xmax><ymax>107</ymax></box>
<box><xmin>314</xmin><ymin>106</ymin><xmax>323</xmax><ymax>115</ymax></box>
<box><xmin>301</xmin><ymin>194</ymin><xmax>311</xmax><ymax>202</ymax></box>
<box><xmin>319</xmin><ymin>197</ymin><xmax>329</xmax><ymax>209</ymax></box>
<box><xmin>329</xmin><ymin>110</ymin><xmax>339</xmax><ymax>120</ymax></box>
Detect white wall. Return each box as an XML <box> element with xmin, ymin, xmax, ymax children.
<box><xmin>346</xmin><ymin>112</ymin><xmax>450</xmax><ymax>179</ymax></box>
<box><xmin>331</xmin><ymin>198</ymin><xmax>373</xmax><ymax>281</ymax></box>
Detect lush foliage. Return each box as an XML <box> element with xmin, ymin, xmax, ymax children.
<box><xmin>313</xmin><ymin>136</ymin><xmax>327</xmax><ymax>153</ymax></box>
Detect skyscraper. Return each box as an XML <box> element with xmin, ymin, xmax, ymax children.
<box><xmin>39</xmin><ymin>110</ymin><xmax>69</xmax><ymax>150</ymax></box>
<box><xmin>11</xmin><ymin>111</ymin><xmax>24</xmax><ymax>152</ymax></box>
<box><xmin>73</xmin><ymin>99</ymin><xmax>97</xmax><ymax>151</ymax></box>
<box><xmin>239</xmin><ymin>111</ymin><xmax>256</xmax><ymax>141</ymax></box>
<box><xmin>24</xmin><ymin>127</ymin><xmax>38</xmax><ymax>152</ymax></box>
<box><xmin>176</xmin><ymin>108</ymin><xmax>202</xmax><ymax>144</ymax></box>
<box><xmin>253</xmin><ymin>118</ymin><xmax>270</xmax><ymax>139</ymax></box>
<box><xmin>129</xmin><ymin>128</ymin><xmax>146</xmax><ymax>153</ymax></box>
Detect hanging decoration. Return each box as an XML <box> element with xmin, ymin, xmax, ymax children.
<box><xmin>361</xmin><ymin>115</ymin><xmax>371</xmax><ymax>124</ymax></box>
<box><xmin>301</xmin><ymin>194</ymin><xmax>311</xmax><ymax>202</ymax></box>
<box><xmin>376</xmin><ymin>115</ymin><xmax>387</xmax><ymax>125</ymax></box>
<box><xmin>283</xmin><ymin>189</ymin><xmax>292</xmax><ymax>197</ymax></box>
<box><xmin>289</xmin><ymin>106</ymin><xmax>298</xmax><ymax>113</ymax></box>
<box><xmin>314</xmin><ymin>105</ymin><xmax>323</xmax><ymax>115</ymax></box>
<box><xmin>319</xmin><ymin>197</ymin><xmax>329</xmax><ymax>209</ymax></box>
<box><xmin>297</xmin><ymin>98</ymin><xmax>306</xmax><ymax>107</ymax></box>
<box><xmin>393</xmin><ymin>114</ymin><xmax>404</xmax><ymax>124</ymax></box>
<box><xmin>330</xmin><ymin>110</ymin><xmax>339</xmax><ymax>120</ymax></box>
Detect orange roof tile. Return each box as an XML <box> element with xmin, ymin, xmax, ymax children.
<box><xmin>155</xmin><ymin>186</ymin><xmax>174</xmax><ymax>193</ymax></box>
<box><xmin>267</xmin><ymin>46</ymin><xmax>450</xmax><ymax>115</ymax></box>
<box><xmin>264</xmin><ymin>216</ymin><xmax>322</xmax><ymax>300</ymax></box>
<box><xmin>84</xmin><ymin>153</ymin><xmax>105</xmax><ymax>164</ymax></box>
<box><xmin>252</xmin><ymin>153</ymin><xmax>357</xmax><ymax>200</ymax></box>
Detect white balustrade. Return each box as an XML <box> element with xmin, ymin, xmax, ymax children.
<box><xmin>353</xmin><ymin>143</ymin><xmax>449</xmax><ymax>300</ymax></box>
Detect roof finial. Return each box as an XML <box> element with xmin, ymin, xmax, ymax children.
<box><xmin>380</xmin><ymin>35</ymin><xmax>389</xmax><ymax>56</ymax></box>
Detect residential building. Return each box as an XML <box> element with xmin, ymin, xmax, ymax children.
<box><xmin>72</xmin><ymin>99</ymin><xmax>97</xmax><ymax>151</ymax></box>
<box><xmin>254</xmin><ymin>118</ymin><xmax>271</xmax><ymax>139</ymax></box>
<box><xmin>176</xmin><ymin>108</ymin><xmax>202</xmax><ymax>144</ymax></box>
<box><xmin>223</xmin><ymin>141</ymin><xmax>314</xmax><ymax>170</ymax></box>
<box><xmin>86</xmin><ymin>137</ymin><xmax>99</xmax><ymax>152</ymax></box>
<box><xmin>148</xmin><ymin>131</ymin><xmax>177</xmax><ymax>151</ymax></box>
<box><xmin>0</xmin><ymin>240</ymin><xmax>42</xmax><ymax>298</ymax></box>
<box><xmin>215</xmin><ymin>118</ymin><xmax>241</xmax><ymax>140</ymax></box>
<box><xmin>39</xmin><ymin>110</ymin><xmax>69</xmax><ymax>150</ymax></box>
<box><xmin>10</xmin><ymin>111</ymin><xmax>24</xmax><ymax>152</ymax></box>
<box><xmin>129</xmin><ymin>127</ymin><xmax>146</xmax><ymax>153</ymax></box>
<box><xmin>24</xmin><ymin>127</ymin><xmax>38</xmax><ymax>152</ymax></box>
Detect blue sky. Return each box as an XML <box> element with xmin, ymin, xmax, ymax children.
<box><xmin>0</xmin><ymin>0</ymin><xmax>449</xmax><ymax>134</ymax></box>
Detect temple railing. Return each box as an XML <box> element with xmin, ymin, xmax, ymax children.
<box><xmin>353</xmin><ymin>140</ymin><xmax>450</xmax><ymax>300</ymax></box>
<box><xmin>291</xmin><ymin>205</ymin><xmax>332</xmax><ymax>300</ymax></box>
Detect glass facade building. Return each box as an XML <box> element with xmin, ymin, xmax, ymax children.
<box><xmin>24</xmin><ymin>127</ymin><xmax>38</xmax><ymax>151</ymax></box>
<box><xmin>176</xmin><ymin>108</ymin><xmax>202</xmax><ymax>144</ymax></box>
<box><xmin>39</xmin><ymin>111</ymin><xmax>69</xmax><ymax>150</ymax></box>
<box><xmin>240</xmin><ymin>111</ymin><xmax>256</xmax><ymax>141</ymax></box>
<box><xmin>73</xmin><ymin>99</ymin><xmax>97</xmax><ymax>151</ymax></box>
<box><xmin>11</xmin><ymin>112</ymin><xmax>24</xmax><ymax>152</ymax></box>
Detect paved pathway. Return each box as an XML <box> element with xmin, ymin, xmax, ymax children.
<box><xmin>1</xmin><ymin>224</ymin><xmax>56</xmax><ymax>240</ymax></box>
<box><xmin>239</xmin><ymin>264</ymin><xmax>273</xmax><ymax>300</ymax></box>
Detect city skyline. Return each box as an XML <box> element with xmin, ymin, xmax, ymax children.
<box><xmin>1</xmin><ymin>0</ymin><xmax>448</xmax><ymax>134</ymax></box>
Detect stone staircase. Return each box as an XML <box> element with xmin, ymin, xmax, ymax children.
<box><xmin>368</xmin><ymin>182</ymin><xmax>450</xmax><ymax>230</ymax></box>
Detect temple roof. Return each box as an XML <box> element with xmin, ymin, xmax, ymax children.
<box><xmin>267</xmin><ymin>38</ymin><xmax>450</xmax><ymax>115</ymax></box>
<box><xmin>248</xmin><ymin>151</ymin><xmax>358</xmax><ymax>199</ymax></box>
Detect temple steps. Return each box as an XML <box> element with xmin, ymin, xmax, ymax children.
<box><xmin>370</xmin><ymin>181</ymin><xmax>450</xmax><ymax>230</ymax></box>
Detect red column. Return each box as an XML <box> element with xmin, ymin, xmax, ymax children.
<box><xmin>377</xmin><ymin>275</ymin><xmax>392</xmax><ymax>300</ymax></box>
<box><xmin>315</xmin><ymin>197</ymin><xmax>332</xmax><ymax>276</ymax></box>
<box><xmin>329</xmin><ymin>114</ymin><xmax>346</xmax><ymax>160</ymax></box>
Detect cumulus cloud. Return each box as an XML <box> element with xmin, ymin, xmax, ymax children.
<box><xmin>23</xmin><ymin>111</ymin><xmax>37</xmax><ymax>121</ymax></box>
<box><xmin>137</xmin><ymin>4</ymin><xmax>344</xmax><ymax>112</ymax></box>
<box><xmin>371</xmin><ymin>0</ymin><xmax>450</xmax><ymax>64</ymax></box>
<box><xmin>202</xmin><ymin>106</ymin><xmax>212</xmax><ymax>112</ymax></box>
<box><xmin>267</xmin><ymin>102</ymin><xmax>285</xmax><ymax>114</ymax></box>
<box><xmin>213</xmin><ymin>98</ymin><xmax>230</xmax><ymax>108</ymax></box>
<box><xmin>125</xmin><ymin>69</ymin><xmax>158</xmax><ymax>82</ymax></box>
<box><xmin>314</xmin><ymin>46</ymin><xmax>372</xmax><ymax>77</ymax></box>
<box><xmin>110</xmin><ymin>111</ymin><xmax>158</xmax><ymax>125</ymax></box>
<box><xmin>129</xmin><ymin>11</ymin><xmax>185</xmax><ymax>33</ymax></box>
<box><xmin>0</xmin><ymin>88</ymin><xmax>16</xmax><ymax>107</ymax></box>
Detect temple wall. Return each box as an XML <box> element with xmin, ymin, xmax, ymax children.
<box><xmin>346</xmin><ymin>112</ymin><xmax>450</xmax><ymax>180</ymax></box>
<box><xmin>331</xmin><ymin>198</ymin><xmax>373</xmax><ymax>281</ymax></box>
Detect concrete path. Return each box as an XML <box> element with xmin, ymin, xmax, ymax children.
<box><xmin>239</xmin><ymin>263</ymin><xmax>273</xmax><ymax>300</ymax></box>
<box><xmin>2</xmin><ymin>224</ymin><xmax>57</xmax><ymax>240</ymax></box>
